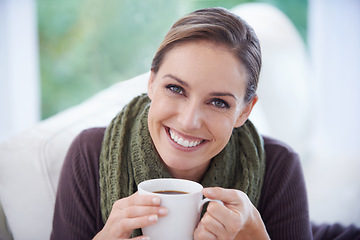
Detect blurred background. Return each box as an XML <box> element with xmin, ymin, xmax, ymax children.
<box><xmin>1</xmin><ymin>0</ymin><xmax>307</xmax><ymax>127</ymax></box>
<box><xmin>1</xmin><ymin>0</ymin><xmax>359</xmax><ymax>227</ymax></box>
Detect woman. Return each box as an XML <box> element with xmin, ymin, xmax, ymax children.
<box><xmin>51</xmin><ymin>7</ymin><xmax>312</xmax><ymax>240</ymax></box>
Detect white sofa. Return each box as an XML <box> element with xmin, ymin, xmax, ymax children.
<box><xmin>0</xmin><ymin>3</ymin><xmax>314</xmax><ymax>239</ymax></box>
<box><xmin>0</xmin><ymin>72</ymin><xmax>149</xmax><ymax>240</ymax></box>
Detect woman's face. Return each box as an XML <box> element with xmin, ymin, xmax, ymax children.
<box><xmin>147</xmin><ymin>41</ymin><xmax>257</xmax><ymax>181</ymax></box>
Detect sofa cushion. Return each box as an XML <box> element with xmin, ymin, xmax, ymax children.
<box><xmin>0</xmin><ymin>73</ymin><xmax>149</xmax><ymax>240</ymax></box>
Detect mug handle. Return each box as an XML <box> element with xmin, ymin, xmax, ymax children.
<box><xmin>198</xmin><ymin>197</ymin><xmax>224</xmax><ymax>212</ymax></box>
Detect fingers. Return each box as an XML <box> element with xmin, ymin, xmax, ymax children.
<box><xmin>194</xmin><ymin>220</ymin><xmax>217</xmax><ymax>240</ymax></box>
<box><xmin>196</xmin><ymin>202</ymin><xmax>241</xmax><ymax>239</ymax></box>
<box><xmin>114</xmin><ymin>212</ymin><xmax>159</xmax><ymax>233</ymax></box>
<box><xmin>203</xmin><ymin>187</ymin><xmax>249</xmax><ymax>221</ymax></box>
<box><xmin>117</xmin><ymin>192</ymin><xmax>161</xmax><ymax>209</ymax></box>
<box><xmin>203</xmin><ymin>187</ymin><xmax>250</xmax><ymax>219</ymax></box>
<box><xmin>205</xmin><ymin>201</ymin><xmax>244</xmax><ymax>236</ymax></box>
<box><xmin>118</xmin><ymin>205</ymin><xmax>167</xmax><ymax>220</ymax></box>
<box><xmin>111</xmin><ymin>193</ymin><xmax>168</xmax><ymax>220</ymax></box>
<box><xmin>203</xmin><ymin>187</ymin><xmax>249</xmax><ymax>205</ymax></box>
<box><xmin>101</xmin><ymin>193</ymin><xmax>168</xmax><ymax>239</ymax></box>
<box><xmin>113</xmin><ymin>194</ymin><xmax>167</xmax><ymax>218</ymax></box>
<box><xmin>195</xmin><ymin>187</ymin><xmax>254</xmax><ymax>239</ymax></box>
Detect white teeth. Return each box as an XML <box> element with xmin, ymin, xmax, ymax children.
<box><xmin>169</xmin><ymin>129</ymin><xmax>202</xmax><ymax>148</ymax></box>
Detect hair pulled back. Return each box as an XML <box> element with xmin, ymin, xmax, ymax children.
<box><xmin>151</xmin><ymin>7</ymin><xmax>262</xmax><ymax>103</ymax></box>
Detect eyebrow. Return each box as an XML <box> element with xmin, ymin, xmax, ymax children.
<box><xmin>163</xmin><ymin>74</ymin><xmax>237</xmax><ymax>100</ymax></box>
<box><xmin>163</xmin><ymin>74</ymin><xmax>189</xmax><ymax>87</ymax></box>
<box><xmin>210</xmin><ymin>91</ymin><xmax>237</xmax><ymax>99</ymax></box>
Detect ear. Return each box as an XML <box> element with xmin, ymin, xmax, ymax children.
<box><xmin>147</xmin><ymin>70</ymin><xmax>156</xmax><ymax>100</ymax></box>
<box><xmin>234</xmin><ymin>95</ymin><xmax>258</xmax><ymax>128</ymax></box>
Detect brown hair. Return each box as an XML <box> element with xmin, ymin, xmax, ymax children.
<box><xmin>151</xmin><ymin>7</ymin><xmax>262</xmax><ymax>103</ymax></box>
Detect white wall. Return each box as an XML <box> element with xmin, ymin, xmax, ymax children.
<box><xmin>0</xmin><ymin>0</ymin><xmax>40</xmax><ymax>143</ymax></box>
<box><xmin>309</xmin><ymin>0</ymin><xmax>360</xmax><ymax>157</ymax></box>
<box><xmin>307</xmin><ymin>0</ymin><xmax>360</xmax><ymax>225</ymax></box>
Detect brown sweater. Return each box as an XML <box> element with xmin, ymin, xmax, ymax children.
<box><xmin>51</xmin><ymin>127</ymin><xmax>313</xmax><ymax>239</ymax></box>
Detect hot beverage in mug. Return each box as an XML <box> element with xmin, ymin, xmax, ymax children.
<box><xmin>138</xmin><ymin>178</ymin><xmax>222</xmax><ymax>240</ymax></box>
<box><xmin>153</xmin><ymin>190</ymin><xmax>189</xmax><ymax>195</ymax></box>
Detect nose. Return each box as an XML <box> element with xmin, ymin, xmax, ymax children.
<box><xmin>177</xmin><ymin>100</ymin><xmax>203</xmax><ymax>131</ymax></box>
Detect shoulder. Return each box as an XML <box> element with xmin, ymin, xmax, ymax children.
<box><xmin>62</xmin><ymin>127</ymin><xmax>106</xmax><ymax>182</ymax></box>
<box><xmin>72</xmin><ymin>127</ymin><xmax>106</xmax><ymax>150</ymax></box>
<box><xmin>52</xmin><ymin>127</ymin><xmax>106</xmax><ymax>238</ymax></box>
<box><xmin>262</xmin><ymin>135</ymin><xmax>301</xmax><ymax>176</ymax></box>
<box><xmin>263</xmin><ymin>135</ymin><xmax>299</xmax><ymax>161</ymax></box>
<box><xmin>67</xmin><ymin>127</ymin><xmax>106</xmax><ymax>159</ymax></box>
<box><xmin>261</xmin><ymin>135</ymin><xmax>304</xmax><ymax>191</ymax></box>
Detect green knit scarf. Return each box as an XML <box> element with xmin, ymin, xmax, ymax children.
<box><xmin>99</xmin><ymin>94</ymin><xmax>265</xmax><ymax>237</ymax></box>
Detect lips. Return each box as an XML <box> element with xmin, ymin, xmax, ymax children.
<box><xmin>168</xmin><ymin>129</ymin><xmax>204</xmax><ymax>148</ymax></box>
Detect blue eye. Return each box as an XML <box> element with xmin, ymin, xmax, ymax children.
<box><xmin>211</xmin><ymin>98</ymin><xmax>229</xmax><ymax>109</ymax></box>
<box><xmin>166</xmin><ymin>84</ymin><xmax>184</xmax><ymax>95</ymax></box>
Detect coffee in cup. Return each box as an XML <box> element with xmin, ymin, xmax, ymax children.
<box><xmin>138</xmin><ymin>178</ymin><xmax>222</xmax><ymax>240</ymax></box>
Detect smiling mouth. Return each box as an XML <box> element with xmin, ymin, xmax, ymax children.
<box><xmin>168</xmin><ymin>129</ymin><xmax>205</xmax><ymax>148</ymax></box>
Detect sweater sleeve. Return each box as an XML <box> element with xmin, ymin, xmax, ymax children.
<box><xmin>259</xmin><ymin>137</ymin><xmax>313</xmax><ymax>240</ymax></box>
<box><xmin>312</xmin><ymin>222</ymin><xmax>360</xmax><ymax>240</ymax></box>
<box><xmin>51</xmin><ymin>128</ymin><xmax>105</xmax><ymax>240</ymax></box>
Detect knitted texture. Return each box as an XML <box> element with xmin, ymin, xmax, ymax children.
<box><xmin>99</xmin><ymin>94</ymin><xmax>265</xmax><ymax>237</ymax></box>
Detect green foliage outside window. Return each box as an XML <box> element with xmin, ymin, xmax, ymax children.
<box><xmin>37</xmin><ymin>0</ymin><xmax>307</xmax><ymax>119</ymax></box>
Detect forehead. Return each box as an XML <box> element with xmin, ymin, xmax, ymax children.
<box><xmin>158</xmin><ymin>41</ymin><xmax>247</xmax><ymax>96</ymax></box>
<box><xmin>163</xmin><ymin>40</ymin><xmax>244</xmax><ymax>71</ymax></box>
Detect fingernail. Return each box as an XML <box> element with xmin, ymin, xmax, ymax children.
<box><xmin>149</xmin><ymin>214</ymin><xmax>158</xmax><ymax>222</ymax></box>
<box><xmin>158</xmin><ymin>207</ymin><xmax>168</xmax><ymax>216</ymax></box>
<box><xmin>152</xmin><ymin>197</ymin><xmax>160</xmax><ymax>205</ymax></box>
<box><xmin>142</xmin><ymin>237</ymin><xmax>150</xmax><ymax>240</ymax></box>
<box><xmin>203</xmin><ymin>188</ymin><xmax>212</xmax><ymax>195</ymax></box>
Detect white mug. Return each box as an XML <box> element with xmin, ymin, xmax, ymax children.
<box><xmin>138</xmin><ymin>178</ymin><xmax>222</xmax><ymax>240</ymax></box>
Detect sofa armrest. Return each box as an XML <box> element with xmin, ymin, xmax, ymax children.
<box><xmin>0</xmin><ymin>72</ymin><xmax>149</xmax><ymax>240</ymax></box>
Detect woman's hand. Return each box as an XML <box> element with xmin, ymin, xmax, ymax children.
<box><xmin>93</xmin><ymin>192</ymin><xmax>168</xmax><ymax>240</ymax></box>
<box><xmin>194</xmin><ymin>187</ymin><xmax>270</xmax><ymax>240</ymax></box>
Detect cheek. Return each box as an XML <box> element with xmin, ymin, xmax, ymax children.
<box><xmin>208</xmin><ymin>116</ymin><xmax>235</xmax><ymax>142</ymax></box>
<box><xmin>148</xmin><ymin>97</ymin><xmax>175</xmax><ymax>124</ymax></box>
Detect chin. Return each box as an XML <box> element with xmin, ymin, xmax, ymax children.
<box><xmin>162</xmin><ymin>157</ymin><xmax>193</xmax><ymax>171</ymax></box>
